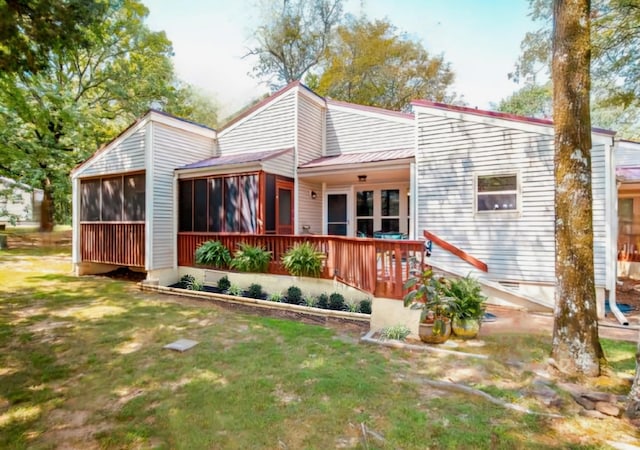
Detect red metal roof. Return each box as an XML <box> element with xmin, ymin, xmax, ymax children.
<box><xmin>179</xmin><ymin>148</ymin><xmax>293</xmax><ymax>170</ymax></box>
<box><xmin>300</xmin><ymin>148</ymin><xmax>414</xmax><ymax>169</ymax></box>
<box><xmin>411</xmin><ymin>100</ymin><xmax>616</xmax><ymax>136</ymax></box>
<box><xmin>617</xmin><ymin>167</ymin><xmax>640</xmax><ymax>182</ymax></box>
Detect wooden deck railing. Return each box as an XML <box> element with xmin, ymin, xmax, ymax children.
<box><xmin>423</xmin><ymin>230</ymin><xmax>488</xmax><ymax>272</ymax></box>
<box><xmin>177</xmin><ymin>232</ymin><xmax>426</xmax><ymax>299</ymax></box>
<box><xmin>81</xmin><ymin>223</ymin><xmax>145</xmax><ymax>267</ymax></box>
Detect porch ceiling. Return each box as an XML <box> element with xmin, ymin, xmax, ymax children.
<box><xmin>297</xmin><ymin>161</ymin><xmax>410</xmax><ymax>185</ymax></box>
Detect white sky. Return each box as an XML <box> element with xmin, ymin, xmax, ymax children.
<box><xmin>143</xmin><ymin>0</ymin><xmax>540</xmax><ymax>119</ymax></box>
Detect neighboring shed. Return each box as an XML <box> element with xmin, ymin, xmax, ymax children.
<box><xmin>0</xmin><ymin>176</ymin><xmax>43</xmax><ymax>225</ymax></box>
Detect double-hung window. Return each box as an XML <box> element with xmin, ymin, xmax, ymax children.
<box><xmin>476</xmin><ymin>174</ymin><xmax>518</xmax><ymax>213</ymax></box>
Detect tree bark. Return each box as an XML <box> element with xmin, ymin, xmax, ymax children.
<box><xmin>39</xmin><ymin>178</ymin><xmax>55</xmax><ymax>232</ymax></box>
<box><xmin>551</xmin><ymin>0</ymin><xmax>604</xmax><ymax>376</ymax></box>
<box><xmin>626</xmin><ymin>333</ymin><xmax>640</xmax><ymax>418</ymax></box>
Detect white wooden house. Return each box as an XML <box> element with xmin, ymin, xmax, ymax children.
<box><xmin>0</xmin><ymin>176</ymin><xmax>43</xmax><ymax>225</ymax></box>
<box><xmin>71</xmin><ymin>81</ymin><xmax>627</xmax><ymax>329</ymax></box>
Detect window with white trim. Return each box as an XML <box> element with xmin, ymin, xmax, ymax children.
<box><xmin>476</xmin><ymin>174</ymin><xmax>518</xmax><ymax>212</ymax></box>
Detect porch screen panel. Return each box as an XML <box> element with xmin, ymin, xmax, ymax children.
<box><xmin>225</xmin><ymin>176</ymin><xmax>239</xmax><ymax>232</ymax></box>
<box><xmin>193</xmin><ymin>179</ymin><xmax>208</xmax><ymax>231</ymax></box>
<box><xmin>178</xmin><ymin>180</ymin><xmax>193</xmax><ymax>232</ymax></box>
<box><xmin>123</xmin><ymin>174</ymin><xmax>145</xmax><ymax>221</ymax></box>
<box><xmin>265</xmin><ymin>174</ymin><xmax>276</xmax><ymax>233</ymax></box>
<box><xmin>208</xmin><ymin>178</ymin><xmax>223</xmax><ymax>232</ymax></box>
<box><xmin>101</xmin><ymin>177</ymin><xmax>123</xmax><ymax>221</ymax></box>
<box><xmin>240</xmin><ymin>174</ymin><xmax>258</xmax><ymax>233</ymax></box>
<box><xmin>356</xmin><ymin>190</ymin><xmax>374</xmax><ymax>237</ymax></box>
<box><xmin>81</xmin><ymin>180</ymin><xmax>100</xmax><ymax>221</ymax></box>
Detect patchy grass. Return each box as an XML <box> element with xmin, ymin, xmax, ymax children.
<box><xmin>1</xmin><ymin>246</ymin><xmax>639</xmax><ymax>449</ymax></box>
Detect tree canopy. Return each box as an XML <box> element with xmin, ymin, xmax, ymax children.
<box><xmin>0</xmin><ymin>0</ymin><xmax>214</xmax><ymax>229</ymax></box>
<box><xmin>0</xmin><ymin>0</ymin><xmax>107</xmax><ymax>74</ymax></box>
<box><xmin>313</xmin><ymin>16</ymin><xmax>455</xmax><ymax>111</ymax></box>
<box><xmin>507</xmin><ymin>0</ymin><xmax>640</xmax><ymax>137</ymax></box>
<box><xmin>248</xmin><ymin>0</ymin><xmax>343</xmax><ymax>89</ymax></box>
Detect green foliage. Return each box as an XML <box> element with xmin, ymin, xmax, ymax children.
<box><xmin>303</xmin><ymin>296</ymin><xmax>316</xmax><ymax>307</ymax></box>
<box><xmin>380</xmin><ymin>325</ymin><xmax>411</xmax><ymax>341</ymax></box>
<box><xmin>495</xmin><ymin>82</ymin><xmax>552</xmax><ymax>119</ymax></box>
<box><xmin>440</xmin><ymin>275</ymin><xmax>487</xmax><ymax>320</ymax></box>
<box><xmin>358</xmin><ymin>299</ymin><xmax>372</xmax><ymax>315</ymax></box>
<box><xmin>316</xmin><ymin>293</ymin><xmax>329</xmax><ymax>309</ymax></box>
<box><xmin>403</xmin><ymin>269</ymin><xmax>458</xmax><ymax>322</ymax></box>
<box><xmin>248</xmin><ymin>0</ymin><xmax>343</xmax><ymax>88</ymax></box>
<box><xmin>285</xmin><ymin>286</ymin><xmax>303</xmax><ymax>305</ymax></box>
<box><xmin>247</xmin><ymin>283</ymin><xmax>266</xmax><ymax>300</ymax></box>
<box><xmin>346</xmin><ymin>302</ymin><xmax>359</xmax><ymax>313</ymax></box>
<box><xmin>267</xmin><ymin>292</ymin><xmax>283</xmax><ymax>302</ymax></box>
<box><xmin>230</xmin><ymin>243</ymin><xmax>272</xmax><ymax>273</ymax></box>
<box><xmin>511</xmin><ymin>0</ymin><xmax>640</xmax><ymax>138</ymax></box>
<box><xmin>227</xmin><ymin>284</ymin><xmax>244</xmax><ymax>297</ymax></box>
<box><xmin>281</xmin><ymin>241</ymin><xmax>324</xmax><ymax>277</ymax></box>
<box><xmin>178</xmin><ymin>274</ymin><xmax>204</xmax><ymax>291</ymax></box>
<box><xmin>217</xmin><ymin>275</ymin><xmax>231</xmax><ymax>292</ymax></box>
<box><xmin>195</xmin><ymin>240</ymin><xmax>231</xmax><ymax>268</ymax></box>
<box><xmin>328</xmin><ymin>292</ymin><xmax>345</xmax><ymax>311</ymax></box>
<box><xmin>316</xmin><ymin>16</ymin><xmax>455</xmax><ymax>111</ymax></box>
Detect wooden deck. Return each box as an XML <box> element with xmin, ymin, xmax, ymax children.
<box><xmin>178</xmin><ymin>232</ymin><xmax>426</xmax><ymax>299</ymax></box>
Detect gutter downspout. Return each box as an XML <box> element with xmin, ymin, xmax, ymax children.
<box><xmin>607</xmin><ymin>136</ymin><xmax>628</xmax><ymax>325</ymax></box>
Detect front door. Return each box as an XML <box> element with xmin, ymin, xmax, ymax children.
<box><xmin>276</xmin><ymin>181</ymin><xmax>293</xmax><ymax>234</ymax></box>
<box><xmin>327</xmin><ymin>193</ymin><xmax>348</xmax><ymax>235</ymax></box>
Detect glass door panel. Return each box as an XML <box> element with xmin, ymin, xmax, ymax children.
<box><xmin>327</xmin><ymin>194</ymin><xmax>348</xmax><ymax>236</ymax></box>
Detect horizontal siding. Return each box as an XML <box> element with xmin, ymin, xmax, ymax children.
<box><xmin>81</xmin><ymin>127</ymin><xmax>146</xmax><ymax>176</ymax></box>
<box><xmin>297</xmin><ymin>94</ymin><xmax>324</xmax><ymax>166</ymax></box>
<box><xmin>416</xmin><ymin>111</ymin><xmax>607</xmax><ymax>287</ymax></box>
<box><xmin>218</xmin><ymin>90</ymin><xmax>295</xmax><ymax>154</ymax></box>
<box><xmin>326</xmin><ymin>107</ymin><xmax>414</xmax><ymax>155</ymax></box>
<box><xmin>151</xmin><ymin>122</ymin><xmax>215</xmax><ymax>270</ymax></box>
<box><xmin>616</xmin><ymin>144</ymin><xmax>640</xmax><ymax>167</ymax></box>
<box><xmin>297</xmin><ymin>180</ymin><xmax>323</xmax><ymax>235</ymax></box>
<box><xmin>262</xmin><ymin>151</ymin><xmax>295</xmax><ymax>178</ymax></box>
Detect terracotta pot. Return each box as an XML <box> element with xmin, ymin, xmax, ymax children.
<box><xmin>452</xmin><ymin>317</ymin><xmax>481</xmax><ymax>339</ymax></box>
<box><xmin>418</xmin><ymin>318</ymin><xmax>451</xmax><ymax>344</ymax></box>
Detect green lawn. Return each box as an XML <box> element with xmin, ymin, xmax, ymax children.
<box><xmin>1</xmin><ymin>245</ymin><xmax>638</xmax><ymax>449</ymax></box>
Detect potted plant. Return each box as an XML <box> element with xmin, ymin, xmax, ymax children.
<box><xmin>281</xmin><ymin>241</ymin><xmax>324</xmax><ymax>277</ymax></box>
<box><xmin>195</xmin><ymin>240</ymin><xmax>232</xmax><ymax>268</ymax></box>
<box><xmin>441</xmin><ymin>274</ymin><xmax>487</xmax><ymax>339</ymax></box>
<box><xmin>403</xmin><ymin>268</ymin><xmax>457</xmax><ymax>344</ymax></box>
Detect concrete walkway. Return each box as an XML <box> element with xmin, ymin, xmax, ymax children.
<box><xmin>482</xmin><ymin>307</ymin><xmax>640</xmax><ymax>342</ymax></box>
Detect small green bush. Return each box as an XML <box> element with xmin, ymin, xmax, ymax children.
<box><xmin>230</xmin><ymin>243</ymin><xmax>272</xmax><ymax>273</ymax></box>
<box><xmin>268</xmin><ymin>292</ymin><xmax>283</xmax><ymax>302</ymax></box>
<box><xmin>195</xmin><ymin>240</ymin><xmax>231</xmax><ymax>268</ymax></box>
<box><xmin>316</xmin><ymin>293</ymin><xmax>329</xmax><ymax>309</ymax></box>
<box><xmin>179</xmin><ymin>274</ymin><xmax>202</xmax><ymax>291</ymax></box>
<box><xmin>227</xmin><ymin>284</ymin><xmax>243</xmax><ymax>296</ymax></box>
<box><xmin>359</xmin><ymin>299</ymin><xmax>372</xmax><ymax>315</ymax></box>
<box><xmin>329</xmin><ymin>293</ymin><xmax>345</xmax><ymax>311</ymax></box>
<box><xmin>217</xmin><ymin>275</ymin><xmax>231</xmax><ymax>292</ymax></box>
<box><xmin>286</xmin><ymin>286</ymin><xmax>303</xmax><ymax>305</ymax></box>
<box><xmin>380</xmin><ymin>325</ymin><xmax>411</xmax><ymax>341</ymax></box>
<box><xmin>281</xmin><ymin>242</ymin><xmax>324</xmax><ymax>277</ymax></box>
<box><xmin>303</xmin><ymin>296</ymin><xmax>316</xmax><ymax>307</ymax></box>
<box><xmin>247</xmin><ymin>283</ymin><xmax>265</xmax><ymax>299</ymax></box>
<box><xmin>346</xmin><ymin>302</ymin><xmax>359</xmax><ymax>313</ymax></box>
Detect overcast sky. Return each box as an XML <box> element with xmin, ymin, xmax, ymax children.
<box><xmin>143</xmin><ymin>0</ymin><xmax>540</xmax><ymax>119</ymax></box>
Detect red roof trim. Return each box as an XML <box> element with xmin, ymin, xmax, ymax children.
<box><xmin>326</xmin><ymin>98</ymin><xmax>414</xmax><ymax>120</ymax></box>
<box><xmin>411</xmin><ymin>99</ymin><xmax>616</xmax><ymax>136</ymax></box>
<box><xmin>217</xmin><ymin>81</ymin><xmax>303</xmax><ymax>133</ymax></box>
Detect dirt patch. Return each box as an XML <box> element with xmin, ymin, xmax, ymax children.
<box><xmin>97</xmin><ymin>267</ymin><xmax>146</xmax><ymax>282</ymax></box>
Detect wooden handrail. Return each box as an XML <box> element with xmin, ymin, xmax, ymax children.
<box><xmin>423</xmin><ymin>230</ymin><xmax>488</xmax><ymax>272</ymax></box>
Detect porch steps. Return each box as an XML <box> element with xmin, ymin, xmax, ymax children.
<box><xmin>426</xmin><ymin>259</ymin><xmax>554</xmax><ymax>313</ymax></box>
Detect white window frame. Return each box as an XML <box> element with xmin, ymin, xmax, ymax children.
<box><xmin>474</xmin><ymin>172</ymin><xmax>520</xmax><ymax>215</ymax></box>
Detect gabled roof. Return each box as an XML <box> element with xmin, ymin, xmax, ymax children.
<box><xmin>300</xmin><ymin>148</ymin><xmax>414</xmax><ymax>169</ymax></box>
<box><xmin>411</xmin><ymin>100</ymin><xmax>616</xmax><ymax>137</ymax></box>
<box><xmin>71</xmin><ymin>109</ymin><xmax>217</xmax><ymax>177</ymax></box>
<box><xmin>179</xmin><ymin>148</ymin><xmax>293</xmax><ymax>170</ymax></box>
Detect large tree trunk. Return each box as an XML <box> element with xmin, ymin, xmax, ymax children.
<box><xmin>39</xmin><ymin>178</ymin><xmax>55</xmax><ymax>232</ymax></box>
<box><xmin>551</xmin><ymin>0</ymin><xmax>604</xmax><ymax>376</ymax></box>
